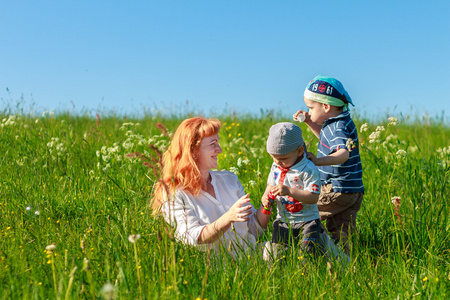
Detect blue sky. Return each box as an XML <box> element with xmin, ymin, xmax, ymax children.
<box><xmin>1</xmin><ymin>1</ymin><xmax>449</xmax><ymax>120</ymax></box>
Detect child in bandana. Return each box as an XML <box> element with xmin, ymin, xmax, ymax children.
<box><xmin>293</xmin><ymin>75</ymin><xmax>364</xmax><ymax>254</ymax></box>
<box><xmin>261</xmin><ymin>122</ymin><xmax>325</xmax><ymax>258</ymax></box>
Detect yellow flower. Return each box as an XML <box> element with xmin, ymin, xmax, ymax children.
<box><xmin>422</xmin><ymin>277</ymin><xmax>428</xmax><ymax>282</ymax></box>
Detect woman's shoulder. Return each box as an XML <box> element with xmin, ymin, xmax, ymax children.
<box><xmin>211</xmin><ymin>170</ymin><xmax>238</xmax><ymax>180</ymax></box>
<box><xmin>211</xmin><ymin>170</ymin><xmax>239</xmax><ymax>183</ymax></box>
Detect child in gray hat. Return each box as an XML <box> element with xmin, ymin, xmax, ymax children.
<box><xmin>262</xmin><ymin>122</ymin><xmax>326</xmax><ymax>259</ymax></box>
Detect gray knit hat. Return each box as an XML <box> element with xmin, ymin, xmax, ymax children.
<box><xmin>266</xmin><ymin>122</ymin><xmax>304</xmax><ymax>155</ymax></box>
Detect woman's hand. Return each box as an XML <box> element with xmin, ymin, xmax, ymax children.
<box><xmin>226</xmin><ymin>194</ymin><xmax>253</xmax><ymax>222</ymax></box>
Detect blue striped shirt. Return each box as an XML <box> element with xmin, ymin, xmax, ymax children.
<box><xmin>317</xmin><ymin>111</ymin><xmax>364</xmax><ymax>193</ymax></box>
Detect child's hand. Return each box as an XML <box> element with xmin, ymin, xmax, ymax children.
<box><xmin>293</xmin><ymin>110</ymin><xmax>309</xmax><ymax>123</ymax></box>
<box><xmin>306</xmin><ymin>152</ymin><xmax>318</xmax><ymax>164</ymax></box>
<box><xmin>271</xmin><ymin>184</ymin><xmax>291</xmax><ymax>197</ymax></box>
<box><xmin>261</xmin><ymin>194</ymin><xmax>271</xmax><ymax>208</ymax></box>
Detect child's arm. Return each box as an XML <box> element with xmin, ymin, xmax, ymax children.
<box><xmin>261</xmin><ymin>184</ymin><xmax>274</xmax><ymax>208</ymax></box>
<box><xmin>271</xmin><ymin>185</ymin><xmax>319</xmax><ymax>204</ymax></box>
<box><xmin>293</xmin><ymin>110</ymin><xmax>322</xmax><ymax>138</ymax></box>
<box><xmin>307</xmin><ymin>148</ymin><xmax>349</xmax><ymax>166</ymax></box>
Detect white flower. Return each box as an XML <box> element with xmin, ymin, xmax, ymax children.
<box><xmin>101</xmin><ymin>283</ymin><xmax>115</xmax><ymax>300</ymax></box>
<box><xmin>229</xmin><ymin>167</ymin><xmax>239</xmax><ymax>175</ymax></box>
<box><xmin>360</xmin><ymin>123</ymin><xmax>369</xmax><ymax>132</ymax></box>
<box><xmin>396</xmin><ymin>149</ymin><xmax>407</xmax><ymax>158</ymax></box>
<box><xmin>237</xmin><ymin>158</ymin><xmax>243</xmax><ymax>167</ymax></box>
<box><xmin>376</xmin><ymin>126</ymin><xmax>385</xmax><ymax>132</ymax></box>
<box><xmin>345</xmin><ymin>138</ymin><xmax>356</xmax><ymax>152</ymax></box>
<box><xmin>391</xmin><ymin>196</ymin><xmax>401</xmax><ymax>206</ymax></box>
<box><xmin>368</xmin><ymin>131</ymin><xmax>380</xmax><ymax>143</ymax></box>
<box><xmin>248</xmin><ymin>180</ymin><xmax>256</xmax><ymax>187</ymax></box>
<box><xmin>388</xmin><ymin>117</ymin><xmax>398</xmax><ymax>126</ymax></box>
<box><xmin>102</xmin><ymin>164</ymin><xmax>110</xmax><ymax>172</ymax></box>
<box><xmin>128</xmin><ymin>234</ymin><xmax>141</xmax><ymax>243</ymax></box>
<box><xmin>46</xmin><ymin>243</ymin><xmax>56</xmax><ymax>252</ymax></box>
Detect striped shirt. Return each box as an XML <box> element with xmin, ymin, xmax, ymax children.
<box><xmin>317</xmin><ymin>111</ymin><xmax>364</xmax><ymax>193</ymax></box>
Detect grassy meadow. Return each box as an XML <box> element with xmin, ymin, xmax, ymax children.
<box><xmin>0</xmin><ymin>109</ymin><xmax>449</xmax><ymax>299</ymax></box>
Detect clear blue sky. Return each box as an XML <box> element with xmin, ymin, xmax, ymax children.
<box><xmin>1</xmin><ymin>1</ymin><xmax>449</xmax><ymax>120</ymax></box>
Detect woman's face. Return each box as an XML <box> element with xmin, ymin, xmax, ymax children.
<box><xmin>196</xmin><ymin>134</ymin><xmax>222</xmax><ymax>171</ymax></box>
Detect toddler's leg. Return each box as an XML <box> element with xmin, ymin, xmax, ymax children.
<box><xmin>301</xmin><ymin>219</ymin><xmax>325</xmax><ymax>256</ymax></box>
<box><xmin>318</xmin><ymin>184</ymin><xmax>364</xmax><ymax>251</ymax></box>
<box><xmin>325</xmin><ymin>193</ymin><xmax>363</xmax><ymax>253</ymax></box>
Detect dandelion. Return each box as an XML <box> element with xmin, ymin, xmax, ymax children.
<box><xmin>360</xmin><ymin>123</ymin><xmax>368</xmax><ymax>132</ymax></box>
<box><xmin>422</xmin><ymin>277</ymin><xmax>428</xmax><ymax>282</ymax></box>
<box><xmin>45</xmin><ymin>243</ymin><xmax>56</xmax><ymax>253</ymax></box>
<box><xmin>128</xmin><ymin>234</ymin><xmax>141</xmax><ymax>243</ymax></box>
<box><xmin>101</xmin><ymin>283</ymin><xmax>115</xmax><ymax>300</ymax></box>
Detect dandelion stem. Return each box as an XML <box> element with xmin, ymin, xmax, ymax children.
<box><xmin>64</xmin><ymin>266</ymin><xmax>77</xmax><ymax>300</ymax></box>
<box><xmin>133</xmin><ymin>242</ymin><xmax>142</xmax><ymax>298</ymax></box>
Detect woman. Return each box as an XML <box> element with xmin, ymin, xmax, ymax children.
<box><xmin>152</xmin><ymin>117</ymin><xmax>270</xmax><ymax>255</ymax></box>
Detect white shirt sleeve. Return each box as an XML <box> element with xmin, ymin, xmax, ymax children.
<box><xmin>235</xmin><ymin>176</ymin><xmax>265</xmax><ymax>238</ymax></box>
<box><xmin>162</xmin><ymin>190</ymin><xmax>206</xmax><ymax>245</ymax></box>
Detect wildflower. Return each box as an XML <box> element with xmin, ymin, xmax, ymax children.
<box><xmin>396</xmin><ymin>149</ymin><xmax>407</xmax><ymax>158</ymax></box>
<box><xmin>422</xmin><ymin>277</ymin><xmax>428</xmax><ymax>282</ymax></box>
<box><xmin>101</xmin><ymin>283</ymin><xmax>115</xmax><ymax>300</ymax></box>
<box><xmin>368</xmin><ymin>131</ymin><xmax>380</xmax><ymax>143</ymax></box>
<box><xmin>248</xmin><ymin>180</ymin><xmax>256</xmax><ymax>187</ymax></box>
<box><xmin>346</xmin><ymin>138</ymin><xmax>356</xmax><ymax>152</ymax></box>
<box><xmin>391</xmin><ymin>196</ymin><xmax>401</xmax><ymax>206</ymax></box>
<box><xmin>82</xmin><ymin>257</ymin><xmax>90</xmax><ymax>271</ymax></box>
<box><xmin>376</xmin><ymin>126</ymin><xmax>385</xmax><ymax>132</ymax></box>
<box><xmin>229</xmin><ymin>167</ymin><xmax>239</xmax><ymax>175</ymax></box>
<box><xmin>360</xmin><ymin>123</ymin><xmax>368</xmax><ymax>132</ymax></box>
<box><xmin>128</xmin><ymin>234</ymin><xmax>141</xmax><ymax>243</ymax></box>
<box><xmin>46</xmin><ymin>243</ymin><xmax>56</xmax><ymax>253</ymax></box>
<box><xmin>388</xmin><ymin>117</ymin><xmax>398</xmax><ymax>126</ymax></box>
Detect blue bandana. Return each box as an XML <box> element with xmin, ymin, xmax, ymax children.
<box><xmin>304</xmin><ymin>76</ymin><xmax>354</xmax><ymax>110</ymax></box>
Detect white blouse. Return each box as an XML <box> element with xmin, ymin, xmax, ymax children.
<box><xmin>162</xmin><ymin>170</ymin><xmax>264</xmax><ymax>254</ymax></box>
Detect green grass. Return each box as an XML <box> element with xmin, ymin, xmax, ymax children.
<box><xmin>0</xmin><ymin>111</ymin><xmax>449</xmax><ymax>299</ymax></box>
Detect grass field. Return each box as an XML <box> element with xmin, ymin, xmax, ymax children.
<box><xmin>1</xmin><ymin>109</ymin><xmax>449</xmax><ymax>299</ymax></box>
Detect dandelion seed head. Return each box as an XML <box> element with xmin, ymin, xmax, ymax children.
<box><xmin>128</xmin><ymin>234</ymin><xmax>141</xmax><ymax>243</ymax></box>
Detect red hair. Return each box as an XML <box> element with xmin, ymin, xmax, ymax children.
<box><xmin>151</xmin><ymin>117</ymin><xmax>221</xmax><ymax>211</ymax></box>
